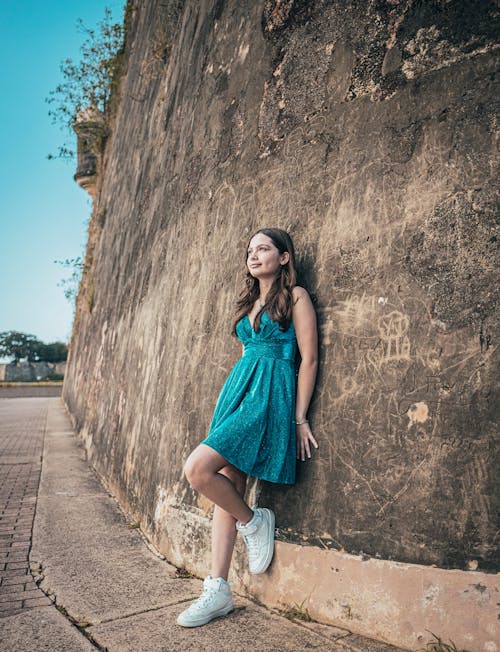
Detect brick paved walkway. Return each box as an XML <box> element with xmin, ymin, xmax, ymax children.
<box><xmin>0</xmin><ymin>398</ymin><xmax>52</xmax><ymax>616</ymax></box>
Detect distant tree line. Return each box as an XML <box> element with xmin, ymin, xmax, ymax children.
<box><xmin>0</xmin><ymin>331</ymin><xmax>68</xmax><ymax>363</ymax></box>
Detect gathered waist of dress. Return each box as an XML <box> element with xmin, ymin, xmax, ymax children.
<box><xmin>243</xmin><ymin>340</ymin><xmax>296</xmax><ymax>361</ymax></box>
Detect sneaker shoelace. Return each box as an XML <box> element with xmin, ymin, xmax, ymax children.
<box><xmin>189</xmin><ymin>581</ymin><xmax>231</xmax><ymax>611</ymax></box>
<box><xmin>190</xmin><ymin>588</ymin><xmax>219</xmax><ymax>611</ymax></box>
<box><xmin>243</xmin><ymin>532</ymin><xmax>261</xmax><ymax>561</ymax></box>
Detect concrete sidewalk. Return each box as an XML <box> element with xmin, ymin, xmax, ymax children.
<box><xmin>0</xmin><ymin>396</ymin><xmax>404</xmax><ymax>651</ymax></box>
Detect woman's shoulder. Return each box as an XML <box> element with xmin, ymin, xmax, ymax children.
<box><xmin>291</xmin><ymin>285</ymin><xmax>310</xmax><ymax>305</ymax></box>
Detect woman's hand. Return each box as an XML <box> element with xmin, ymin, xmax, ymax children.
<box><xmin>296</xmin><ymin>422</ymin><xmax>319</xmax><ymax>461</ymax></box>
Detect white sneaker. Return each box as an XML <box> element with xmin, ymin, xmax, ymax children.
<box><xmin>176</xmin><ymin>576</ymin><xmax>234</xmax><ymax>627</ymax></box>
<box><xmin>236</xmin><ymin>507</ymin><xmax>275</xmax><ymax>574</ymax></box>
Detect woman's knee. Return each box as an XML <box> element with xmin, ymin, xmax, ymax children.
<box><xmin>183</xmin><ymin>451</ymin><xmax>209</xmax><ymax>490</ymax></box>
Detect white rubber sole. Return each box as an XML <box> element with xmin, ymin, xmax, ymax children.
<box><xmin>249</xmin><ymin>508</ymin><xmax>275</xmax><ymax>574</ymax></box>
<box><xmin>176</xmin><ymin>602</ymin><xmax>234</xmax><ymax>627</ymax></box>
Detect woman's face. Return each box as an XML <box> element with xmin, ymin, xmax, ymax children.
<box><xmin>246</xmin><ymin>233</ymin><xmax>289</xmax><ymax>279</ymax></box>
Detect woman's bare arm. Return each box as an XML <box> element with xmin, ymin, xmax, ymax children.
<box><xmin>292</xmin><ymin>286</ymin><xmax>319</xmax><ymax>461</ymax></box>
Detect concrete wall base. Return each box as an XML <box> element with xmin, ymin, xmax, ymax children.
<box><xmin>152</xmin><ymin>501</ymin><xmax>498</xmax><ymax>652</ymax></box>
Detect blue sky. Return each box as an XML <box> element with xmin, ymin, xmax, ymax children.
<box><xmin>0</xmin><ymin>1</ymin><xmax>125</xmax><ymax>362</ymax></box>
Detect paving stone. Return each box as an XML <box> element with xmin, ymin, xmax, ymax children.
<box><xmin>0</xmin><ymin>587</ymin><xmax>41</xmax><ymax>602</ymax></box>
<box><xmin>1</xmin><ymin>575</ymin><xmax>32</xmax><ymax>587</ymax></box>
<box><xmin>5</xmin><ymin>562</ymin><xmax>29</xmax><ymax>571</ymax></box>
<box><xmin>0</xmin><ymin>600</ymin><xmax>23</xmax><ymax>614</ymax></box>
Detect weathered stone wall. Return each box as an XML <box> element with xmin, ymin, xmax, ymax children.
<box><xmin>63</xmin><ymin>1</ymin><xmax>499</xmax><ymax>648</ymax></box>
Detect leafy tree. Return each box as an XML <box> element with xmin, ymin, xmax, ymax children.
<box><xmin>0</xmin><ymin>331</ymin><xmax>43</xmax><ymax>362</ymax></box>
<box><xmin>39</xmin><ymin>341</ymin><xmax>68</xmax><ymax>363</ymax></box>
<box><xmin>0</xmin><ymin>331</ymin><xmax>68</xmax><ymax>363</ymax></box>
<box><xmin>45</xmin><ymin>7</ymin><xmax>125</xmax><ymax>161</ymax></box>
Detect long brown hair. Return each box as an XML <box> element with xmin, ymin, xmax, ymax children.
<box><xmin>232</xmin><ymin>227</ymin><xmax>298</xmax><ymax>335</ymax></box>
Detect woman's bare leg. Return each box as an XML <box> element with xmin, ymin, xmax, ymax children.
<box><xmin>211</xmin><ymin>465</ymin><xmax>247</xmax><ymax>580</ymax></box>
<box><xmin>183</xmin><ymin>444</ymin><xmax>253</xmax><ymax>524</ymax></box>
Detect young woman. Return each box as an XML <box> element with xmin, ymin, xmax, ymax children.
<box><xmin>177</xmin><ymin>227</ymin><xmax>318</xmax><ymax>628</ymax></box>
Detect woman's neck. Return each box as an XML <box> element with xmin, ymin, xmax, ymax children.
<box><xmin>258</xmin><ymin>279</ymin><xmax>274</xmax><ymax>301</ymax></box>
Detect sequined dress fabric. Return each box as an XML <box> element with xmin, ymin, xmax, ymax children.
<box><xmin>200</xmin><ymin>310</ymin><xmax>298</xmax><ymax>484</ymax></box>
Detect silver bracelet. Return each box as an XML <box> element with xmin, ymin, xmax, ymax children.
<box><xmin>294</xmin><ymin>419</ymin><xmax>308</xmax><ymax>425</ymax></box>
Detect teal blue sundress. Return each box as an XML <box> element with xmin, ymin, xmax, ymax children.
<box><xmin>200</xmin><ymin>310</ymin><xmax>298</xmax><ymax>484</ymax></box>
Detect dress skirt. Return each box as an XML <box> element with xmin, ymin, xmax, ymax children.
<box><xmin>200</xmin><ymin>311</ymin><xmax>298</xmax><ymax>485</ymax></box>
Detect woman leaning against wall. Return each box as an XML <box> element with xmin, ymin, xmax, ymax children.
<box><xmin>177</xmin><ymin>226</ymin><xmax>319</xmax><ymax>628</ymax></box>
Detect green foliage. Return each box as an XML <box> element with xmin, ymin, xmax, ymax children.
<box><xmin>39</xmin><ymin>342</ymin><xmax>68</xmax><ymax>363</ymax></box>
<box><xmin>0</xmin><ymin>331</ymin><xmax>43</xmax><ymax>362</ymax></box>
<box><xmin>279</xmin><ymin>598</ymin><xmax>313</xmax><ymax>622</ymax></box>
<box><xmin>46</xmin><ymin>373</ymin><xmax>65</xmax><ymax>381</ymax></box>
<box><xmin>417</xmin><ymin>632</ymin><xmax>472</xmax><ymax>652</ymax></box>
<box><xmin>0</xmin><ymin>331</ymin><xmax>68</xmax><ymax>363</ymax></box>
<box><xmin>54</xmin><ymin>255</ymin><xmax>84</xmax><ymax>305</ymax></box>
<box><xmin>45</xmin><ymin>6</ymin><xmax>125</xmax><ymax>160</ymax></box>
